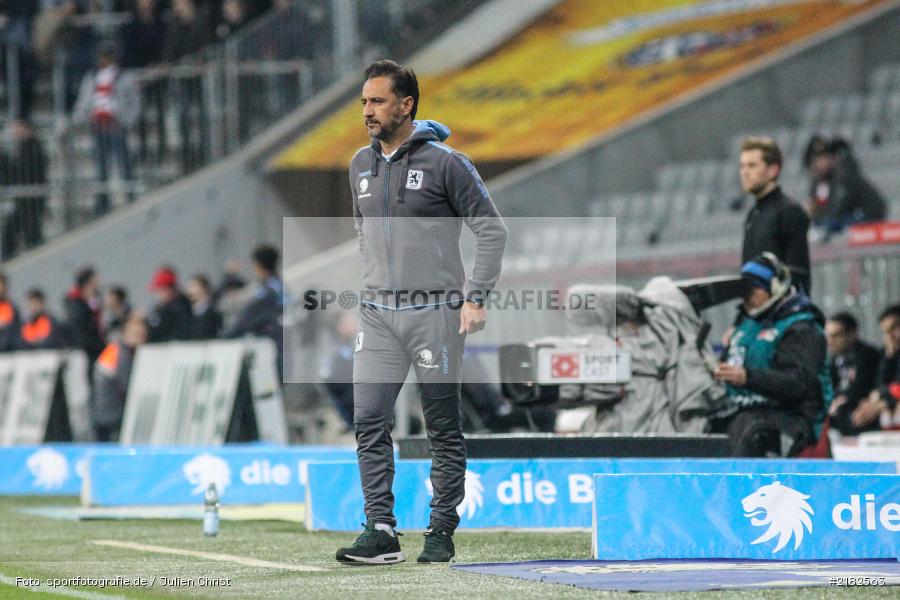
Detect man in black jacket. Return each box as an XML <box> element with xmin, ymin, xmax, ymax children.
<box><xmin>713</xmin><ymin>253</ymin><xmax>830</xmax><ymax>456</ymax></box>
<box><xmin>186</xmin><ymin>274</ymin><xmax>222</xmax><ymax>339</ymax></box>
<box><xmin>0</xmin><ymin>119</ymin><xmax>47</xmax><ymax>259</ymax></box>
<box><xmin>146</xmin><ymin>266</ymin><xmax>193</xmax><ymax>342</ymax></box>
<box><xmin>222</xmin><ymin>245</ymin><xmax>284</xmax><ymax>375</ymax></box>
<box><xmin>0</xmin><ymin>273</ymin><xmax>20</xmax><ymax>353</ymax></box>
<box><xmin>805</xmin><ymin>137</ymin><xmax>886</xmax><ymax>236</ymax></box>
<box><xmin>18</xmin><ymin>288</ymin><xmax>64</xmax><ymax>350</ymax></box>
<box><xmin>739</xmin><ymin>137</ymin><xmax>811</xmax><ymax>293</ymax></box>
<box><xmin>846</xmin><ymin>304</ymin><xmax>900</xmax><ymax>431</ymax></box>
<box><xmin>65</xmin><ymin>267</ymin><xmax>105</xmax><ymax>373</ymax></box>
<box><xmin>826</xmin><ymin>311</ymin><xmax>881</xmax><ymax>436</ymax></box>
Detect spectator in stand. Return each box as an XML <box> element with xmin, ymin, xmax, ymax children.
<box><xmin>222</xmin><ymin>245</ymin><xmax>285</xmax><ymax>378</ymax></box>
<box><xmin>263</xmin><ymin>0</ymin><xmax>312</xmax><ymax>60</ymax></box>
<box><xmin>847</xmin><ymin>304</ymin><xmax>900</xmax><ymax>432</ymax></box>
<box><xmin>211</xmin><ymin>258</ymin><xmax>247</xmax><ymax>325</ymax></box>
<box><xmin>163</xmin><ymin>0</ymin><xmax>213</xmax><ymax>172</ymax></box>
<box><xmin>18</xmin><ymin>288</ymin><xmax>64</xmax><ymax>350</ymax></box>
<box><xmin>804</xmin><ymin>136</ymin><xmax>887</xmax><ymax>239</ymax></box>
<box><xmin>147</xmin><ymin>266</ymin><xmax>193</xmax><ymax>342</ymax></box>
<box><xmin>215</xmin><ymin>0</ymin><xmax>251</xmax><ymax>41</ymax></box>
<box><xmin>91</xmin><ymin>313</ymin><xmax>147</xmax><ymax>441</ymax></box>
<box><xmin>186</xmin><ymin>274</ymin><xmax>222</xmax><ymax>339</ymax></box>
<box><xmin>103</xmin><ymin>286</ymin><xmax>131</xmax><ymax>341</ymax></box>
<box><xmin>73</xmin><ymin>43</ymin><xmax>141</xmax><ymax>215</ymax></box>
<box><xmin>826</xmin><ymin>311</ymin><xmax>881</xmax><ymax>436</ymax></box>
<box><xmin>0</xmin><ymin>273</ymin><xmax>20</xmax><ymax>352</ymax></box>
<box><xmin>52</xmin><ymin>1</ymin><xmax>98</xmax><ymax>112</ymax></box>
<box><xmin>162</xmin><ymin>0</ymin><xmax>212</xmax><ymax>62</ymax></box>
<box><xmin>0</xmin><ymin>119</ymin><xmax>48</xmax><ymax>259</ymax></box>
<box><xmin>0</xmin><ymin>0</ymin><xmax>39</xmax><ymax>120</ymax></box>
<box><xmin>121</xmin><ymin>0</ymin><xmax>168</xmax><ymax>164</ymax></box>
<box><xmin>121</xmin><ymin>0</ymin><xmax>166</xmax><ymax>68</ymax></box>
<box><xmin>739</xmin><ymin>136</ymin><xmax>811</xmax><ymax>293</ymax></box>
<box><xmin>712</xmin><ymin>253</ymin><xmax>831</xmax><ymax>456</ymax></box>
<box><xmin>65</xmin><ymin>266</ymin><xmax>106</xmax><ymax>374</ymax></box>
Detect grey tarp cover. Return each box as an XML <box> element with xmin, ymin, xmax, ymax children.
<box><xmin>561</xmin><ymin>277</ymin><xmax>725</xmax><ymax>433</ymax></box>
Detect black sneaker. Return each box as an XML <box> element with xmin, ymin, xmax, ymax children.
<box><xmin>335</xmin><ymin>520</ymin><xmax>405</xmax><ymax>565</ymax></box>
<box><xmin>416</xmin><ymin>527</ymin><xmax>455</xmax><ymax>563</ymax></box>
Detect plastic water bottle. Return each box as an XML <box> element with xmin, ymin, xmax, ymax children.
<box><xmin>203</xmin><ymin>483</ymin><xmax>219</xmax><ymax>537</ymax></box>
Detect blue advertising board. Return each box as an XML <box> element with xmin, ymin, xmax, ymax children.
<box><xmin>304</xmin><ymin>458</ymin><xmax>896</xmax><ymax>531</ymax></box>
<box><xmin>0</xmin><ymin>443</ymin><xmax>281</xmax><ymax>496</ymax></box>
<box><xmin>85</xmin><ymin>446</ymin><xmax>357</xmax><ymax>505</ymax></box>
<box><xmin>0</xmin><ymin>444</ymin><xmax>108</xmax><ymax>495</ymax></box>
<box><xmin>0</xmin><ymin>443</ymin><xmax>292</xmax><ymax>496</ymax></box>
<box><xmin>593</xmin><ymin>473</ymin><xmax>900</xmax><ymax>560</ymax></box>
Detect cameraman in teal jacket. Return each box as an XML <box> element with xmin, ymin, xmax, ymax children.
<box><xmin>713</xmin><ymin>253</ymin><xmax>832</xmax><ymax>456</ymax></box>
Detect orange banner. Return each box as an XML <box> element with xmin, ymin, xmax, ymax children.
<box><xmin>274</xmin><ymin>0</ymin><xmax>887</xmax><ymax>170</ymax></box>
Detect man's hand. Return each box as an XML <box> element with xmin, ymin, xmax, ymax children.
<box><xmin>714</xmin><ymin>363</ymin><xmax>747</xmax><ymax>387</ymax></box>
<box><xmin>459</xmin><ymin>302</ymin><xmax>486</xmax><ymax>334</ymax></box>
<box><xmin>829</xmin><ymin>394</ymin><xmax>848</xmax><ymax>416</ymax></box>
<box><xmin>721</xmin><ymin>326</ymin><xmax>735</xmax><ymax>347</ymax></box>
<box><xmin>850</xmin><ymin>392</ymin><xmax>887</xmax><ymax>428</ymax></box>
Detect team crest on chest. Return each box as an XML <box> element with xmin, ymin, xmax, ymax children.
<box><xmin>406</xmin><ymin>170</ymin><xmax>424</xmax><ymax>190</ymax></box>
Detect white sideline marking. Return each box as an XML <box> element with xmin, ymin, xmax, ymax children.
<box><xmin>0</xmin><ymin>573</ymin><xmax>128</xmax><ymax>600</ymax></box>
<box><xmin>91</xmin><ymin>540</ymin><xmax>325</xmax><ymax>572</ymax></box>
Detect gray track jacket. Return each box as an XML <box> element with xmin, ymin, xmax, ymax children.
<box><xmin>349</xmin><ymin>120</ymin><xmax>508</xmax><ymax>303</ymax></box>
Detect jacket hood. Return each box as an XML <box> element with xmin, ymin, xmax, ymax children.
<box><xmin>767</xmin><ymin>288</ymin><xmax>824</xmax><ymax>325</ymax></box>
<box><xmin>369</xmin><ymin>119</ymin><xmax>451</xmax><ymax>177</ymax></box>
<box><xmin>410</xmin><ymin>119</ymin><xmax>451</xmax><ymax>143</ymax></box>
<box><xmin>369</xmin><ymin>119</ymin><xmax>451</xmax><ymax>154</ymax></box>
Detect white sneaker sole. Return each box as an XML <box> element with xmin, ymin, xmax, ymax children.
<box><xmin>340</xmin><ymin>551</ymin><xmax>406</xmax><ymax>565</ymax></box>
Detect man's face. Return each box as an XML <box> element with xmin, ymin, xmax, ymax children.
<box><xmin>123</xmin><ymin>320</ymin><xmax>148</xmax><ymax>348</ymax></box>
<box><xmin>811</xmin><ymin>153</ymin><xmax>835</xmax><ymax>179</ymax></box>
<box><xmin>104</xmin><ymin>292</ymin><xmax>121</xmax><ymax>312</ymax></box>
<box><xmin>825</xmin><ymin>321</ymin><xmax>855</xmax><ymax>355</ymax></box>
<box><xmin>880</xmin><ymin>315</ymin><xmax>900</xmax><ymax>357</ymax></box>
<box><xmin>361</xmin><ymin>76</ymin><xmax>411</xmax><ymax>142</ymax></box>
<box><xmin>154</xmin><ymin>287</ymin><xmax>174</xmax><ymax>303</ymax></box>
<box><xmin>186</xmin><ymin>279</ymin><xmax>205</xmax><ymax>303</ymax></box>
<box><xmin>84</xmin><ymin>276</ymin><xmax>99</xmax><ymax>298</ymax></box>
<box><xmin>739</xmin><ymin>149</ymin><xmax>779</xmax><ymax>195</ymax></box>
<box><xmin>743</xmin><ymin>286</ymin><xmax>771</xmax><ymax>311</ymax></box>
<box><xmin>26</xmin><ymin>298</ymin><xmax>43</xmax><ymax>319</ymax></box>
<box><xmin>11</xmin><ymin>120</ymin><xmax>31</xmax><ymax>141</ymax></box>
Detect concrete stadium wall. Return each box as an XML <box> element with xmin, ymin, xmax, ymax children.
<box><xmin>489</xmin><ymin>3</ymin><xmax>900</xmax><ymax>216</ymax></box>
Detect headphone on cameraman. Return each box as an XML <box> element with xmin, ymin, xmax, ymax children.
<box><xmin>742</xmin><ymin>252</ymin><xmax>793</xmax><ymax>316</ymax></box>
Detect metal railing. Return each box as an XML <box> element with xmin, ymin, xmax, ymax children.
<box><xmin>0</xmin><ymin>0</ymin><xmax>483</xmax><ymax>259</ymax></box>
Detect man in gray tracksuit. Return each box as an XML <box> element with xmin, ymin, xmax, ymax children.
<box><xmin>335</xmin><ymin>60</ymin><xmax>507</xmax><ymax>565</ymax></box>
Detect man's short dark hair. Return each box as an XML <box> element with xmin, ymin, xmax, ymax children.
<box><xmin>108</xmin><ymin>286</ymin><xmax>128</xmax><ymax>303</ymax></box>
<box><xmin>364</xmin><ymin>59</ymin><xmax>419</xmax><ymax>120</ymax></box>
<box><xmin>191</xmin><ymin>274</ymin><xmax>211</xmax><ymax>293</ymax></box>
<box><xmin>26</xmin><ymin>288</ymin><xmax>44</xmax><ymax>302</ymax></box>
<box><xmin>252</xmin><ymin>245</ymin><xmax>279</xmax><ymax>273</ymax></box>
<box><xmin>75</xmin><ymin>267</ymin><xmax>96</xmax><ymax>289</ymax></box>
<box><xmin>879</xmin><ymin>303</ymin><xmax>900</xmax><ymax>324</ymax></box>
<box><xmin>829</xmin><ymin>311</ymin><xmax>858</xmax><ymax>333</ymax></box>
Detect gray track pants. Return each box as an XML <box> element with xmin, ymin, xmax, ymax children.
<box><xmin>353</xmin><ymin>302</ymin><xmax>466</xmax><ymax>531</ymax></box>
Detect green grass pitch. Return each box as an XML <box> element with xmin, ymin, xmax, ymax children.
<box><xmin>0</xmin><ymin>496</ymin><xmax>894</xmax><ymax>599</ymax></box>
